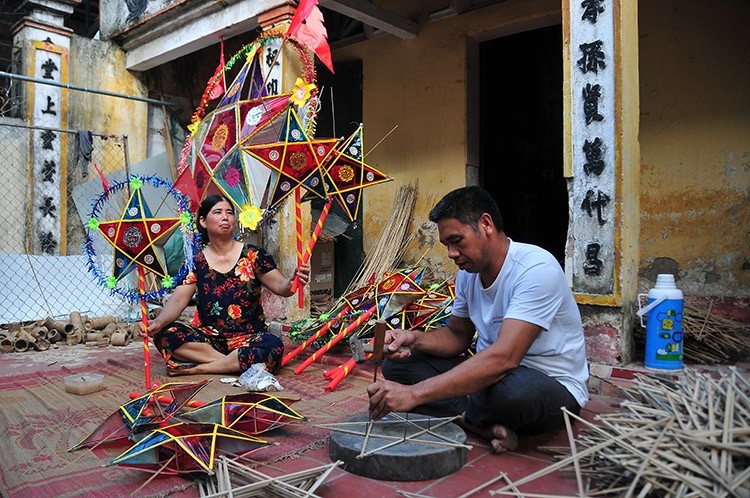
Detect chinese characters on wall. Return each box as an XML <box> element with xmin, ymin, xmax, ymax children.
<box><xmin>570</xmin><ymin>0</ymin><xmax>616</xmax><ymax>294</ymax></box>
<box><xmin>262</xmin><ymin>38</ymin><xmax>283</xmax><ymax>102</ymax></box>
<box><xmin>32</xmin><ymin>43</ymin><xmax>66</xmax><ymax>255</ymax></box>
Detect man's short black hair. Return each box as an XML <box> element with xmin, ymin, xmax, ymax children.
<box><xmin>428</xmin><ymin>186</ymin><xmax>504</xmax><ymax>232</ymax></box>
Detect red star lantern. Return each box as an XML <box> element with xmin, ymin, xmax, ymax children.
<box><xmin>373</xmin><ymin>267</ymin><xmax>426</xmax><ymax>320</ymax></box>
<box><xmin>190</xmin><ymin>95</ymin><xmax>292</xmax><ymax>211</ymax></box>
<box><xmin>242</xmin><ymin>106</ymin><xmax>338</xmax><ymax>209</ymax></box>
<box><xmin>321</xmin><ymin>124</ymin><xmax>391</xmax><ymax>221</ymax></box>
<box><xmin>97</xmin><ymin>182</ymin><xmax>181</xmax><ymax>281</ymax></box>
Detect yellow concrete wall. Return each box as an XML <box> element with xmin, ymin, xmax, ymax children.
<box><xmin>333</xmin><ymin>0</ymin><xmax>561</xmax><ymax>266</ymax></box>
<box><xmin>68</xmin><ymin>37</ymin><xmax>149</xmax><ymax>169</ymax></box>
<box><xmin>639</xmin><ymin>0</ymin><xmax>750</xmax><ymax>297</ymax></box>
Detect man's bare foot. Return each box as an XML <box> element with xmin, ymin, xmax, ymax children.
<box><xmin>486</xmin><ymin>424</ymin><xmax>518</xmax><ymax>453</ymax></box>
<box><xmin>457</xmin><ymin>415</ymin><xmax>519</xmax><ymax>453</ymax></box>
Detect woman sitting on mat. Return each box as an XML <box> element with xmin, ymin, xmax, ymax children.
<box><xmin>142</xmin><ymin>194</ymin><xmax>310</xmax><ymax>376</ymax></box>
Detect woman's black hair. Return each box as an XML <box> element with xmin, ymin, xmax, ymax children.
<box><xmin>197</xmin><ymin>195</ymin><xmax>233</xmax><ymax>244</ymax></box>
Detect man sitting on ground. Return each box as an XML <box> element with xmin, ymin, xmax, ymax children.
<box><xmin>366</xmin><ymin>186</ymin><xmax>589</xmax><ymax>452</ymax></box>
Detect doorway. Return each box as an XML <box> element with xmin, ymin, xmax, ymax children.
<box><xmin>478</xmin><ymin>25</ymin><xmax>567</xmax><ymax>265</ymax></box>
<box><xmin>314</xmin><ymin>59</ymin><xmax>364</xmax><ymax>296</ymax></box>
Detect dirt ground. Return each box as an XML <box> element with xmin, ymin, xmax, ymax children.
<box><xmin>0</xmin><ymin>341</ymin><xmax>152</xmax><ymax>376</ymax></box>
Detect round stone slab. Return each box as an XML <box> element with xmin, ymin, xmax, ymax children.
<box><xmin>328</xmin><ymin>412</ymin><xmax>467</xmax><ymax>481</ymax></box>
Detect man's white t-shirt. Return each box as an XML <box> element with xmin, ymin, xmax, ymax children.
<box><xmin>451</xmin><ymin>239</ymin><xmax>590</xmax><ymax>407</ymax></box>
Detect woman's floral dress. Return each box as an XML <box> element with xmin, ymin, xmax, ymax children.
<box><xmin>153</xmin><ymin>244</ymin><xmax>284</xmax><ymax>374</ymax></box>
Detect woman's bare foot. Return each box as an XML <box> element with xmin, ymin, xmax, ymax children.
<box><xmin>166</xmin><ymin>360</ymin><xmax>200</xmax><ymax>376</ymax></box>
<box><xmin>165</xmin><ymin>355</ymin><xmax>241</xmax><ymax>376</ymax></box>
<box><xmin>167</xmin><ymin>366</ymin><xmax>198</xmax><ymax>376</ymax></box>
<box><xmin>457</xmin><ymin>415</ymin><xmax>519</xmax><ymax>453</ymax></box>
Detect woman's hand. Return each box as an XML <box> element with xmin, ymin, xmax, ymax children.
<box><xmin>139</xmin><ymin>320</ymin><xmax>162</xmax><ymax>338</ymax></box>
<box><xmin>294</xmin><ymin>263</ymin><xmax>311</xmax><ymax>287</ymax></box>
<box><xmin>258</xmin><ymin>265</ymin><xmax>310</xmax><ymax>297</ymax></box>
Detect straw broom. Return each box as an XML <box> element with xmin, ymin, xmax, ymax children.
<box><xmin>345</xmin><ymin>182</ymin><xmax>418</xmax><ymax>294</ymax></box>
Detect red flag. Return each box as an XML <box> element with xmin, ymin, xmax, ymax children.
<box><xmin>92</xmin><ymin>162</ymin><xmax>110</xmax><ymax>194</ymax></box>
<box><xmin>207</xmin><ymin>39</ymin><xmax>226</xmax><ymax>101</ymax></box>
<box><xmin>173</xmin><ymin>166</ymin><xmax>200</xmax><ymax>210</ymax></box>
<box><xmin>293</xmin><ymin>4</ymin><xmax>334</xmax><ymax>73</ymax></box>
<box><xmin>287</xmin><ymin>0</ymin><xmax>317</xmax><ymax>38</ymax></box>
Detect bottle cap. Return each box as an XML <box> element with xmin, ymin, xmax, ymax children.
<box><xmin>655</xmin><ymin>274</ymin><xmax>676</xmax><ymax>289</ymax></box>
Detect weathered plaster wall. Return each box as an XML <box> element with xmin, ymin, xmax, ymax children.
<box><xmin>333</xmin><ymin>0</ymin><xmax>561</xmax><ymax>265</ymax></box>
<box><xmin>68</xmin><ymin>36</ymin><xmax>149</xmax><ymax>168</ymax></box>
<box><xmin>0</xmin><ymin>117</ymin><xmax>29</xmax><ymax>254</ymax></box>
<box><xmin>639</xmin><ymin>1</ymin><xmax>750</xmax><ymax>303</ymax></box>
<box><xmin>99</xmin><ymin>0</ymin><xmax>179</xmax><ymax>39</ymax></box>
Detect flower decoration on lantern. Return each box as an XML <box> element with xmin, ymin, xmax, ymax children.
<box><xmin>290</xmin><ymin>77</ymin><xmax>316</xmax><ymax>107</ymax></box>
<box><xmin>238</xmin><ymin>204</ymin><xmax>263</xmax><ymax>231</ymax></box>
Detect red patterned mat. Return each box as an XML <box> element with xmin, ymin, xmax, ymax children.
<box><xmin>0</xmin><ymin>346</ymin><xmax>370</xmax><ymax>497</ymax></box>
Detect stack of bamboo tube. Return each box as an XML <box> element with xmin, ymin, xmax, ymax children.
<box><xmin>0</xmin><ymin>313</ymin><xmax>137</xmax><ymax>352</ymax></box>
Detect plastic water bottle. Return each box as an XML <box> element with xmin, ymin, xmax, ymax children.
<box><xmin>637</xmin><ymin>274</ymin><xmax>684</xmax><ymax>370</ymax></box>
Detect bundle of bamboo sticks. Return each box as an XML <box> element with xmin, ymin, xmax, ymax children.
<box><xmin>682</xmin><ymin>301</ymin><xmax>750</xmax><ymax>364</ymax></box>
<box><xmin>490</xmin><ymin>368</ymin><xmax>750</xmax><ymax>498</ymax></box>
<box><xmin>197</xmin><ymin>457</ymin><xmax>342</xmax><ymax>498</ymax></box>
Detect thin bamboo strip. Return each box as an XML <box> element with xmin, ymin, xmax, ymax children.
<box><xmin>730</xmin><ymin>465</ymin><xmax>750</xmax><ymax>493</ymax></box>
<box><xmin>674</xmin><ymin>435</ymin><xmax>750</xmax><ymax>457</ymax></box>
<box><xmin>455</xmin><ymin>473</ymin><xmax>508</xmax><ymax>498</ymax></box>
<box><xmin>722</xmin><ymin>383</ymin><xmax>735</xmax><ymax>478</ymax></box>
<box><xmin>623</xmin><ymin>420</ymin><xmax>672</xmax><ymax>498</ymax></box>
<box><xmin>682</xmin><ymin>427</ymin><xmax>750</xmax><ymax>438</ymax></box>
<box><xmin>561</xmin><ymin>406</ymin><xmax>586</xmax><ymax>498</ymax></box>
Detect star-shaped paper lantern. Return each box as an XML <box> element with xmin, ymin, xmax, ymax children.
<box><xmin>197</xmin><ymin>105</ymin><xmax>238</xmax><ymax>172</ymax></box>
<box><xmin>97</xmin><ymin>179</ymin><xmax>182</xmax><ymax>282</ymax></box>
<box><xmin>109</xmin><ymin>422</ymin><xmax>267</xmax><ymax>474</ymax></box>
<box><xmin>190</xmin><ymin>95</ymin><xmax>293</xmax><ymax>218</ymax></box>
<box><xmin>181</xmin><ymin>392</ymin><xmax>304</xmax><ymax>435</ymax></box>
<box><xmin>373</xmin><ymin>267</ymin><xmax>426</xmax><ymax>320</ymax></box>
<box><xmin>242</xmin><ymin>106</ymin><xmax>338</xmax><ymax>209</ymax></box>
<box><xmin>70</xmin><ymin>380</ymin><xmax>209</xmax><ymax>451</ymax></box>
<box><xmin>320</xmin><ymin>124</ymin><xmax>391</xmax><ymax>221</ymax></box>
<box><xmin>387</xmin><ymin>287</ymin><xmax>450</xmax><ymax>331</ymax></box>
